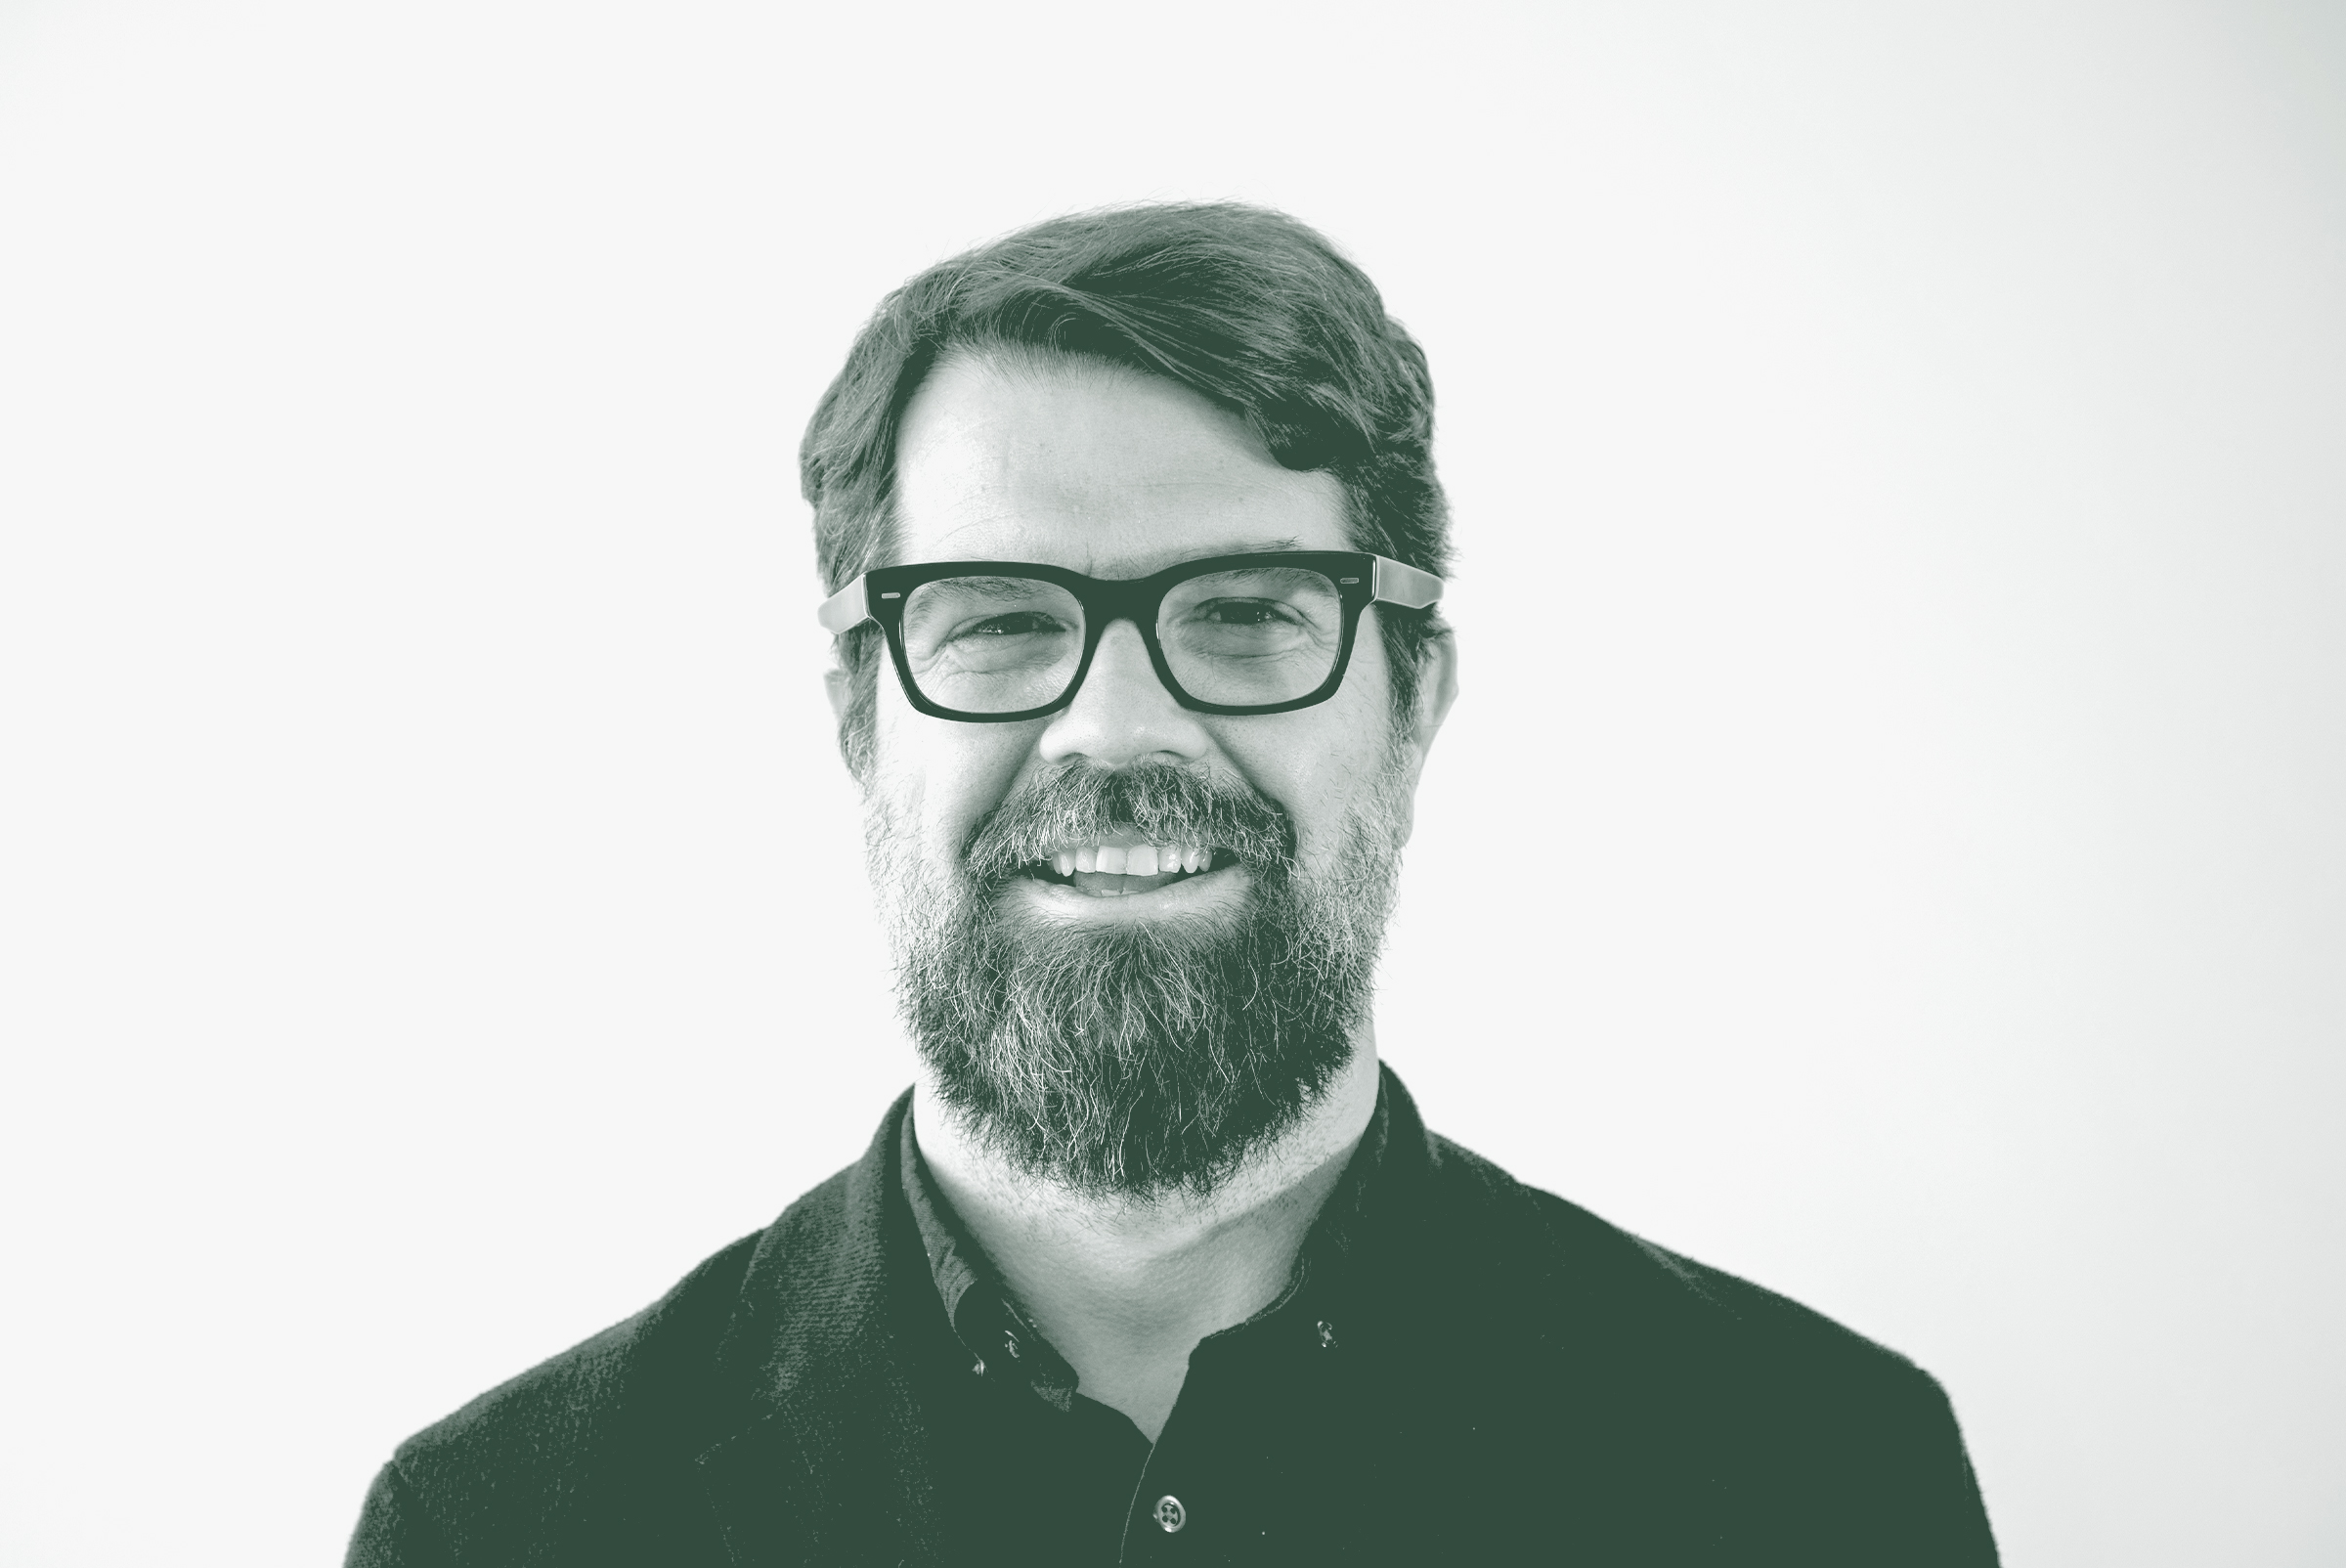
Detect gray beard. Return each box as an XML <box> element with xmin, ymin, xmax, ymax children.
<box><xmin>867</xmin><ymin>752</ymin><xmax>1412</xmax><ymax>1198</ymax></box>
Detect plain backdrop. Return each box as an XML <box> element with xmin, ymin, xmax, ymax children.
<box><xmin>2</xmin><ymin>1</ymin><xmax>2340</xmax><ymax>1563</ymax></box>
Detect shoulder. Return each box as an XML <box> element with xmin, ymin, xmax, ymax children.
<box><xmin>1417</xmin><ymin>1129</ymin><xmax>1956</xmax><ymax>1427</ymax></box>
<box><xmin>355</xmin><ymin>1163</ymin><xmax>866</xmax><ymax>1564</ymax></box>
<box><xmin>393</xmin><ymin>1224</ymin><xmax>766</xmax><ymax>1475</ymax></box>
<box><xmin>1409</xmin><ymin>1132</ymin><xmax>1996</xmax><ymax>1561</ymax></box>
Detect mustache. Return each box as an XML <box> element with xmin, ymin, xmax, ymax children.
<box><xmin>960</xmin><ymin>761</ymin><xmax>1295</xmax><ymax>887</ymax></box>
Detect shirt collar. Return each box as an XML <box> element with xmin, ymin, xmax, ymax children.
<box><xmin>898</xmin><ymin>1108</ymin><xmax>1084</xmax><ymax>1409</ymax></box>
<box><xmin>896</xmin><ymin>1076</ymin><xmax>1398</xmax><ymax>1412</ymax></box>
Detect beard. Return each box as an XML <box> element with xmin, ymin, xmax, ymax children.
<box><xmin>866</xmin><ymin>747</ymin><xmax>1414</xmax><ymax>1198</ymax></box>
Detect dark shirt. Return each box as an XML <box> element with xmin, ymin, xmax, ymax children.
<box><xmin>347</xmin><ymin>1067</ymin><xmax>2000</xmax><ymax>1566</ymax></box>
<box><xmin>894</xmin><ymin>1093</ymin><xmax>1390</xmax><ymax>1563</ymax></box>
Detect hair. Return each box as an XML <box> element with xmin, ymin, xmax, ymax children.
<box><xmin>800</xmin><ymin>201</ymin><xmax>1452</xmax><ymax>778</ymax></box>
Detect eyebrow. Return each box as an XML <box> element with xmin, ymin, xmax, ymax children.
<box><xmin>1099</xmin><ymin>537</ymin><xmax>1307</xmax><ymax>577</ymax></box>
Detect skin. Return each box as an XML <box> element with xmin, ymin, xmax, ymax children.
<box><xmin>832</xmin><ymin>349</ymin><xmax>1458</xmax><ymax>1441</ymax></box>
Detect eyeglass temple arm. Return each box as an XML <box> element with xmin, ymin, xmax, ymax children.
<box><xmin>1371</xmin><ymin>556</ymin><xmax>1444</xmax><ymax>610</ymax></box>
<box><xmin>817</xmin><ymin>576</ymin><xmax>872</xmax><ymax>634</ymax></box>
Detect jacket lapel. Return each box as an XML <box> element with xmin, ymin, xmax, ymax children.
<box><xmin>694</xmin><ymin>1092</ymin><xmax>946</xmax><ymax>1567</ymax></box>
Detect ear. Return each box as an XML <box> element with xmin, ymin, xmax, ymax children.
<box><xmin>1380</xmin><ymin>631</ymin><xmax>1458</xmax><ymax>849</ymax></box>
<box><xmin>1408</xmin><ymin>629</ymin><xmax>1459</xmax><ymax>760</ymax></box>
<box><xmin>825</xmin><ymin>663</ymin><xmax>854</xmax><ymax>724</ymax></box>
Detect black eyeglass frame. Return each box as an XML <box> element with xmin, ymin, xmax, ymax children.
<box><xmin>816</xmin><ymin>550</ymin><xmax>1445</xmax><ymax>722</ymax></box>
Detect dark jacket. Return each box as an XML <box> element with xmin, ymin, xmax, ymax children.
<box><xmin>348</xmin><ymin>1073</ymin><xmax>1997</xmax><ymax>1565</ymax></box>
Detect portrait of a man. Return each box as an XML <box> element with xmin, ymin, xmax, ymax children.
<box><xmin>344</xmin><ymin>202</ymin><xmax>1997</xmax><ymax>1565</ymax></box>
<box><xmin>5</xmin><ymin>8</ymin><xmax>2339</xmax><ymax>1568</ymax></box>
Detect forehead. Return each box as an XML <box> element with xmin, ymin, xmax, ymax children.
<box><xmin>891</xmin><ymin>351</ymin><xmax>1351</xmax><ymax>575</ymax></box>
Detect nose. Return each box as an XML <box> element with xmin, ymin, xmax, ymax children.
<box><xmin>1036</xmin><ymin>618</ymin><xmax>1213</xmax><ymax>769</ymax></box>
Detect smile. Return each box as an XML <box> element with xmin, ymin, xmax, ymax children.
<box><xmin>1021</xmin><ymin>840</ymin><xmax>1234</xmax><ymax>901</ymax></box>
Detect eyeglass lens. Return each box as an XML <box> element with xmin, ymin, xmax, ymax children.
<box><xmin>898</xmin><ymin>567</ymin><xmax>1348</xmax><ymax>714</ymax></box>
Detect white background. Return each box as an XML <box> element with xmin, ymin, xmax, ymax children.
<box><xmin>2</xmin><ymin>2</ymin><xmax>2340</xmax><ymax>1563</ymax></box>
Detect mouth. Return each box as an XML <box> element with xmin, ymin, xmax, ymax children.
<box><xmin>1022</xmin><ymin>839</ymin><xmax>1229</xmax><ymax>899</ymax></box>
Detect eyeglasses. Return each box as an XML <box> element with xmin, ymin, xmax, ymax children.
<box><xmin>817</xmin><ymin>551</ymin><xmax>1444</xmax><ymax>721</ymax></box>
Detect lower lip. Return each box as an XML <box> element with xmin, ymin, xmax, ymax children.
<box><xmin>1009</xmin><ymin>864</ymin><xmax>1249</xmax><ymax>922</ymax></box>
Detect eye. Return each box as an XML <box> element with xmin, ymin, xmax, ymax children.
<box><xmin>1193</xmin><ymin>598</ymin><xmax>1297</xmax><ymax>627</ymax></box>
<box><xmin>952</xmin><ymin>611</ymin><xmax>1065</xmax><ymax>640</ymax></box>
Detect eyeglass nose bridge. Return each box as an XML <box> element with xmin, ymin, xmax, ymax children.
<box><xmin>1053</xmin><ymin>576</ymin><xmax>1195</xmax><ymax>716</ymax></box>
<box><xmin>1082</xmin><ymin>575</ymin><xmax>1169</xmax><ymax>632</ymax></box>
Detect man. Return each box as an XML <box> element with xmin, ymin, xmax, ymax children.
<box><xmin>348</xmin><ymin>202</ymin><xmax>1998</xmax><ymax>1566</ymax></box>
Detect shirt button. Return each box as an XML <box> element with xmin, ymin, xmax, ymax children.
<box><xmin>1316</xmin><ymin>1320</ymin><xmax>1337</xmax><ymax>1349</ymax></box>
<box><xmin>1002</xmin><ymin>1330</ymin><xmax>1021</xmax><ymax>1360</ymax></box>
<box><xmin>1153</xmin><ymin>1495</ymin><xmax>1187</xmax><ymax>1534</ymax></box>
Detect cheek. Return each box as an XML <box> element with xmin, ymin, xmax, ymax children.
<box><xmin>873</xmin><ymin>696</ymin><xmax>1036</xmax><ymax>850</ymax></box>
<box><xmin>1218</xmin><ymin>713</ymin><xmax>1398</xmax><ymax>868</ymax></box>
<box><xmin>1285</xmin><ymin>746</ymin><xmax>1382</xmax><ymax>862</ymax></box>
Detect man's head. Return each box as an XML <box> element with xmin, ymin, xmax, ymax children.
<box><xmin>803</xmin><ymin>204</ymin><xmax>1456</xmax><ymax>1198</ymax></box>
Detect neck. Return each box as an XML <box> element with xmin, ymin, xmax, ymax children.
<box><xmin>912</xmin><ymin>1035</ymin><xmax>1380</xmax><ymax>1442</ymax></box>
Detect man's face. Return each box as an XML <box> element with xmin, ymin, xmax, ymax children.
<box><xmin>855</xmin><ymin>350</ymin><xmax>1451</xmax><ymax>1194</ymax></box>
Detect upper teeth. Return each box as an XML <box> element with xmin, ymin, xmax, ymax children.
<box><xmin>1053</xmin><ymin>846</ymin><xmax>1213</xmax><ymax>877</ymax></box>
